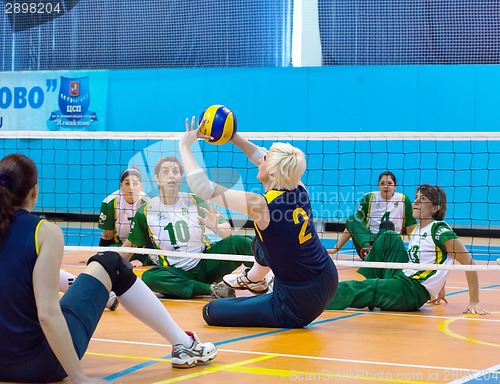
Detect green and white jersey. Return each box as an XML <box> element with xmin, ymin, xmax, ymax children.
<box><xmin>128</xmin><ymin>193</ymin><xmax>226</xmax><ymax>271</ymax></box>
<box><xmin>404</xmin><ymin>221</ymin><xmax>458</xmax><ymax>300</ymax></box>
<box><xmin>357</xmin><ymin>191</ymin><xmax>416</xmax><ymax>235</ymax></box>
<box><xmin>98</xmin><ymin>190</ymin><xmax>150</xmax><ymax>244</ymax></box>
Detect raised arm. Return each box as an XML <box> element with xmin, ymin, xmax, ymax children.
<box><xmin>445</xmin><ymin>237</ymin><xmax>489</xmax><ymax>315</ymax></box>
<box><xmin>179</xmin><ymin>117</ymin><xmax>270</xmax><ymax>229</ymax></box>
<box><xmin>230</xmin><ymin>132</ymin><xmax>267</xmax><ymax>166</ymax></box>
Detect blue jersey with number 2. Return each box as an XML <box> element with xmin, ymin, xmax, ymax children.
<box><xmin>254</xmin><ymin>185</ymin><xmax>329</xmax><ymax>282</ymax></box>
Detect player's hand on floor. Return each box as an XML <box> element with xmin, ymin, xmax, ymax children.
<box><xmin>464</xmin><ymin>302</ymin><xmax>489</xmax><ymax>315</ymax></box>
<box><xmin>428</xmin><ymin>285</ymin><xmax>447</xmax><ymax>305</ymax></box>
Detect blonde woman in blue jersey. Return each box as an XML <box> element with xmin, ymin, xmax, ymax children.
<box><xmin>0</xmin><ymin>154</ymin><xmax>216</xmax><ymax>383</ymax></box>
<box><xmin>330</xmin><ymin>171</ymin><xmax>417</xmax><ymax>259</ymax></box>
<box><xmin>179</xmin><ymin>117</ymin><xmax>338</xmax><ymax>328</ymax></box>
<box><xmin>326</xmin><ymin>184</ymin><xmax>488</xmax><ymax>315</ymax></box>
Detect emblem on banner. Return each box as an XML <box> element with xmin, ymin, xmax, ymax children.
<box><xmin>58</xmin><ymin>76</ymin><xmax>90</xmax><ymax>121</ymax></box>
<box><xmin>48</xmin><ymin>75</ymin><xmax>99</xmax><ymax>131</ymax></box>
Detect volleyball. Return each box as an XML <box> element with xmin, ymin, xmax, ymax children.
<box><xmin>198</xmin><ymin>105</ymin><xmax>237</xmax><ymax>145</ymax></box>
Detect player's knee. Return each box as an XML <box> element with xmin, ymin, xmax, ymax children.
<box><xmin>141</xmin><ymin>269</ymin><xmax>154</xmax><ymax>286</ymax></box>
<box><xmin>87</xmin><ymin>251</ymin><xmax>137</xmax><ymax>296</ymax></box>
<box><xmin>378</xmin><ymin>229</ymin><xmax>399</xmax><ymax>242</ymax></box>
<box><xmin>202</xmin><ymin>302</ymin><xmax>215</xmax><ymax>325</ymax></box>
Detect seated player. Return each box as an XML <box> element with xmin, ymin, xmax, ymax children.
<box><xmin>178</xmin><ymin>117</ymin><xmax>338</xmax><ymax>328</ymax></box>
<box><xmin>121</xmin><ymin>155</ymin><xmax>253</xmax><ymax>299</ymax></box>
<box><xmin>0</xmin><ymin>153</ymin><xmax>217</xmax><ymax>383</ymax></box>
<box><xmin>58</xmin><ymin>168</ymin><xmax>148</xmax><ymax>312</ymax></box>
<box><xmin>329</xmin><ymin>171</ymin><xmax>417</xmax><ymax>259</ymax></box>
<box><xmin>98</xmin><ymin>166</ymin><xmax>150</xmax><ymax>247</ymax></box>
<box><xmin>326</xmin><ymin>184</ymin><xmax>488</xmax><ymax>315</ymax></box>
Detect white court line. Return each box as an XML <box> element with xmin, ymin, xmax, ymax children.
<box><xmin>446</xmin><ymin>285</ymin><xmax>500</xmax><ymax>292</ymax></box>
<box><xmin>89</xmin><ymin>337</ymin><xmax>479</xmax><ymax>373</ymax></box>
<box><xmin>446</xmin><ymin>363</ymin><xmax>500</xmax><ymax>383</ymax></box>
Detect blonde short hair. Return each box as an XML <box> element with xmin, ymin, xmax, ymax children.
<box><xmin>267</xmin><ymin>142</ymin><xmax>306</xmax><ymax>190</ymax></box>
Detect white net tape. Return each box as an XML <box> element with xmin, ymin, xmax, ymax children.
<box><xmin>66</xmin><ymin>247</ymin><xmax>500</xmax><ymax>271</ymax></box>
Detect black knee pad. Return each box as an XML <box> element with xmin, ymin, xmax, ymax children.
<box><xmin>251</xmin><ymin>237</ymin><xmax>269</xmax><ymax>267</ymax></box>
<box><xmin>87</xmin><ymin>251</ymin><xmax>137</xmax><ymax>296</ymax></box>
<box><xmin>202</xmin><ymin>303</ymin><xmax>214</xmax><ymax>325</ymax></box>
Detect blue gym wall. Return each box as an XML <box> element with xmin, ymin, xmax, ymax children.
<box><xmin>104</xmin><ymin>65</ymin><xmax>500</xmax><ymax>133</ymax></box>
<box><xmin>1</xmin><ymin>65</ymin><xmax>500</xmax><ymax>230</ymax></box>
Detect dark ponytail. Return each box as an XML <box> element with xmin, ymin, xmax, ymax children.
<box><xmin>0</xmin><ymin>154</ymin><xmax>38</xmax><ymax>245</ymax></box>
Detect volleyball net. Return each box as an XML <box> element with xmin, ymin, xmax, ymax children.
<box><xmin>1</xmin><ymin>130</ymin><xmax>500</xmax><ymax>271</ymax></box>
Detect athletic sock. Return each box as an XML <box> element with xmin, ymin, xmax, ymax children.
<box><xmin>247</xmin><ymin>263</ymin><xmax>270</xmax><ymax>283</ymax></box>
<box><xmin>117</xmin><ymin>279</ymin><xmax>192</xmax><ymax>347</ymax></box>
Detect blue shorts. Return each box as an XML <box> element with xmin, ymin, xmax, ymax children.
<box><xmin>0</xmin><ymin>273</ymin><xmax>108</xmax><ymax>383</ymax></box>
<box><xmin>203</xmin><ymin>258</ymin><xmax>338</xmax><ymax>328</ymax></box>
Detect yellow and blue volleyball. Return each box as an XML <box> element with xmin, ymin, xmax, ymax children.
<box><xmin>198</xmin><ymin>105</ymin><xmax>237</xmax><ymax>145</ymax></box>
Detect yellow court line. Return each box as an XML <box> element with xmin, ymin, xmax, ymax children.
<box><xmin>151</xmin><ymin>355</ymin><xmax>276</xmax><ymax>384</ymax></box>
<box><xmin>87</xmin><ymin>351</ymin><xmax>464</xmax><ymax>383</ymax></box>
<box><xmin>439</xmin><ymin>311</ymin><xmax>500</xmax><ymax>348</ymax></box>
<box><xmin>86</xmin><ymin>352</ymin><xmax>170</xmax><ymax>362</ymax></box>
<box><xmin>225</xmin><ymin>366</ymin><xmax>437</xmax><ymax>383</ymax></box>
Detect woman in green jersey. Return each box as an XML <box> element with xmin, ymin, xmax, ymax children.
<box><xmin>326</xmin><ymin>184</ymin><xmax>488</xmax><ymax>315</ymax></box>
<box><xmin>329</xmin><ymin>171</ymin><xmax>417</xmax><ymax>259</ymax></box>
<box><xmin>98</xmin><ymin>167</ymin><xmax>150</xmax><ymax>246</ymax></box>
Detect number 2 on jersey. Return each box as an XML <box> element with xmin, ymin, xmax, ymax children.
<box><xmin>293</xmin><ymin>208</ymin><xmax>312</xmax><ymax>244</ymax></box>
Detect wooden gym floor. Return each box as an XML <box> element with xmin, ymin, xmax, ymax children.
<box><xmin>3</xmin><ymin>237</ymin><xmax>500</xmax><ymax>384</ymax></box>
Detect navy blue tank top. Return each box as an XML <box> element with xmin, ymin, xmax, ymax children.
<box><xmin>0</xmin><ymin>210</ymin><xmax>46</xmax><ymax>364</ymax></box>
<box><xmin>255</xmin><ymin>185</ymin><xmax>329</xmax><ymax>282</ymax></box>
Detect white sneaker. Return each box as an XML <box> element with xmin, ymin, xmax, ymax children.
<box><xmin>106</xmin><ymin>291</ymin><xmax>119</xmax><ymax>311</ymax></box>
<box><xmin>223</xmin><ymin>268</ymin><xmax>273</xmax><ymax>294</ymax></box>
<box><xmin>171</xmin><ymin>331</ymin><xmax>217</xmax><ymax>368</ymax></box>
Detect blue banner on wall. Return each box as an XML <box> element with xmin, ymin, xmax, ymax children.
<box><xmin>0</xmin><ymin>70</ymin><xmax>108</xmax><ymax>131</ymax></box>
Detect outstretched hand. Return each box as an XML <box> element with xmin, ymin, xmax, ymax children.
<box><xmin>198</xmin><ymin>203</ymin><xmax>222</xmax><ymax>231</ymax></box>
<box><xmin>179</xmin><ymin>116</ymin><xmax>213</xmax><ymax>148</ymax></box>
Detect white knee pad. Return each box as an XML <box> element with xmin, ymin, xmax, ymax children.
<box><xmin>186</xmin><ymin>168</ymin><xmax>216</xmax><ymax>201</ymax></box>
